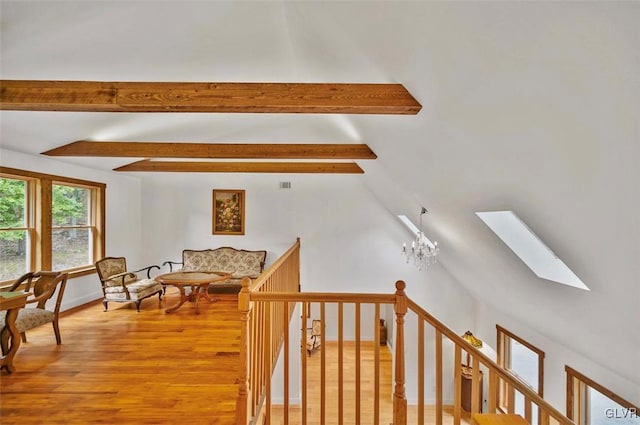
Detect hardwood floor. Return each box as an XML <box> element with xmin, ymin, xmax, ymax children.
<box><xmin>1</xmin><ymin>291</ymin><xmax>472</xmax><ymax>425</ymax></box>
<box><xmin>0</xmin><ymin>289</ymin><xmax>241</xmax><ymax>425</ymax></box>
<box><xmin>271</xmin><ymin>341</ymin><xmax>472</xmax><ymax>425</ymax></box>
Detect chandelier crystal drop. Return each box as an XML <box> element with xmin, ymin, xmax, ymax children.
<box><xmin>401</xmin><ymin>207</ymin><xmax>439</xmax><ymax>271</ymax></box>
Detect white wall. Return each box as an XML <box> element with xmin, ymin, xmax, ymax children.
<box><xmin>0</xmin><ymin>149</ymin><xmax>143</xmax><ymax>310</ymax></box>
<box><xmin>138</xmin><ymin>172</ymin><xmax>476</xmax><ymax>405</ymax></box>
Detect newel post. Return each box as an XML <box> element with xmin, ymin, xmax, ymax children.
<box><xmin>236</xmin><ymin>277</ymin><xmax>252</xmax><ymax>425</ymax></box>
<box><xmin>393</xmin><ymin>280</ymin><xmax>408</xmax><ymax>425</ymax></box>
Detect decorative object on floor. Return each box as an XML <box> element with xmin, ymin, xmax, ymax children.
<box><xmin>306</xmin><ymin>319</ymin><xmax>322</xmax><ymax>356</ymax></box>
<box><xmin>461</xmin><ymin>330</ymin><xmax>483</xmax><ymax>365</ymax></box>
<box><xmin>0</xmin><ymin>271</ymin><xmax>68</xmax><ymax>349</ymax></box>
<box><xmin>95</xmin><ymin>257</ymin><xmax>163</xmax><ymax>312</ymax></box>
<box><xmin>212</xmin><ymin>189</ymin><xmax>245</xmax><ymax>235</ymax></box>
<box><xmin>379</xmin><ymin>319</ymin><xmax>387</xmax><ymax>346</ymax></box>
<box><xmin>400</xmin><ymin>207</ymin><xmax>439</xmax><ymax>271</ymax></box>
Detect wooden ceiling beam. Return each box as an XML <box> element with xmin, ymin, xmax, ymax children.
<box><xmin>1</xmin><ymin>80</ymin><xmax>421</xmax><ymax>114</ymax></box>
<box><xmin>42</xmin><ymin>141</ymin><xmax>377</xmax><ymax>159</ymax></box>
<box><xmin>114</xmin><ymin>160</ymin><xmax>364</xmax><ymax>174</ymax></box>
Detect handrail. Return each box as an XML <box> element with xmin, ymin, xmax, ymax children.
<box><xmin>251</xmin><ymin>292</ymin><xmax>396</xmax><ymax>303</ymax></box>
<box><xmin>237</xmin><ymin>238</ymin><xmax>301</xmax><ymax>425</ymax></box>
<box><xmin>249</xmin><ymin>237</ymin><xmax>300</xmax><ymax>292</ymax></box>
<box><xmin>237</xmin><ymin>249</ymin><xmax>579</xmax><ymax>425</ymax></box>
<box><xmin>408</xmin><ymin>298</ymin><xmax>574</xmax><ymax>425</ymax></box>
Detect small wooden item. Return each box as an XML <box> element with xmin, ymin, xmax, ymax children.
<box><xmin>462</xmin><ymin>365</ymin><xmax>483</xmax><ymax>412</ymax></box>
<box><xmin>379</xmin><ymin>319</ymin><xmax>387</xmax><ymax>346</ymax></box>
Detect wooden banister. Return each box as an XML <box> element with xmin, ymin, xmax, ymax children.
<box><xmin>393</xmin><ymin>280</ymin><xmax>408</xmax><ymax>425</ymax></box>
<box><xmin>237</xmin><ymin>245</ymin><xmax>578</xmax><ymax>425</ymax></box>
<box><xmin>406</xmin><ymin>299</ymin><xmax>575</xmax><ymax>425</ymax></box>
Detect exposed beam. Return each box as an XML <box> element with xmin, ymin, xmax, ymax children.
<box><xmin>114</xmin><ymin>160</ymin><xmax>364</xmax><ymax>174</ymax></box>
<box><xmin>1</xmin><ymin>80</ymin><xmax>422</xmax><ymax>114</ymax></box>
<box><xmin>42</xmin><ymin>141</ymin><xmax>377</xmax><ymax>159</ymax></box>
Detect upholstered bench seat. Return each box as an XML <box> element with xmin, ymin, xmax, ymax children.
<box><xmin>164</xmin><ymin>247</ymin><xmax>267</xmax><ymax>293</ymax></box>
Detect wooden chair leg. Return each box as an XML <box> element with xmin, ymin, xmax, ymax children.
<box><xmin>136</xmin><ymin>301</ymin><xmax>141</xmax><ymax>312</ymax></box>
<box><xmin>53</xmin><ymin>321</ymin><xmax>62</xmax><ymax>345</ymax></box>
<box><xmin>20</xmin><ymin>332</ymin><xmax>27</xmax><ymax>343</ymax></box>
<box><xmin>103</xmin><ymin>300</ymin><xmax>109</xmax><ymax>312</ymax></box>
<box><xmin>0</xmin><ymin>328</ymin><xmax>9</xmax><ymax>355</ymax></box>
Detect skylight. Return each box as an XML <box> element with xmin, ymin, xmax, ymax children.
<box><xmin>476</xmin><ymin>211</ymin><xmax>589</xmax><ymax>291</ymax></box>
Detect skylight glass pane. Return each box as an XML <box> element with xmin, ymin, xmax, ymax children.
<box><xmin>476</xmin><ymin>211</ymin><xmax>589</xmax><ymax>290</ymax></box>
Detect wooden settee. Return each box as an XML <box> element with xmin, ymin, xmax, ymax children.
<box><xmin>163</xmin><ymin>247</ymin><xmax>267</xmax><ymax>293</ymax></box>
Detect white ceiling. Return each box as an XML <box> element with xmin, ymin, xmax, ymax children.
<box><xmin>1</xmin><ymin>1</ymin><xmax>639</xmax><ymax>384</ymax></box>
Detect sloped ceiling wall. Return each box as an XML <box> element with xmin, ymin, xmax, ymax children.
<box><xmin>1</xmin><ymin>0</ymin><xmax>638</xmax><ymax>388</ymax></box>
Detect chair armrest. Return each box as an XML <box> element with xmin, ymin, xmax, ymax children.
<box><xmin>7</xmin><ymin>272</ymin><xmax>35</xmax><ymax>292</ymax></box>
<box><xmin>130</xmin><ymin>265</ymin><xmax>161</xmax><ymax>279</ymax></box>
<box><xmin>101</xmin><ymin>271</ymin><xmax>136</xmax><ymax>286</ymax></box>
<box><xmin>162</xmin><ymin>261</ymin><xmax>183</xmax><ymax>272</ymax></box>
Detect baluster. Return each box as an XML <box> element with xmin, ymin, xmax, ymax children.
<box><xmin>375</xmin><ymin>303</ymin><xmax>380</xmax><ymax>425</ymax></box>
<box><xmin>301</xmin><ymin>301</ymin><xmax>308</xmax><ymax>425</ymax></box>
<box><xmin>355</xmin><ymin>302</ymin><xmax>361</xmax><ymax>425</ymax></box>
<box><xmin>488</xmin><ymin>370</ymin><xmax>498</xmax><ymax>413</ymax></box>
<box><xmin>320</xmin><ymin>302</ymin><xmax>326</xmax><ymax>425</ymax></box>
<box><xmin>236</xmin><ymin>277</ymin><xmax>251</xmax><ymax>425</ymax></box>
<box><xmin>508</xmin><ymin>382</ymin><xmax>516</xmax><ymax>414</ymax></box>
<box><xmin>339</xmin><ymin>302</ymin><xmax>344</xmax><ymax>425</ymax></box>
<box><xmin>283</xmin><ymin>301</ymin><xmax>289</xmax><ymax>425</ymax></box>
<box><xmin>393</xmin><ymin>281</ymin><xmax>408</xmax><ymax>425</ymax></box>
<box><xmin>471</xmin><ymin>355</ymin><xmax>481</xmax><ymax>414</ymax></box>
<box><xmin>418</xmin><ymin>318</ymin><xmax>425</xmax><ymax>425</ymax></box>
<box><xmin>435</xmin><ymin>329</ymin><xmax>443</xmax><ymax>425</ymax></box>
<box><xmin>454</xmin><ymin>344</ymin><xmax>462</xmax><ymax>425</ymax></box>
<box><xmin>540</xmin><ymin>409</ymin><xmax>550</xmax><ymax>425</ymax></box>
<box><xmin>265</xmin><ymin>301</ymin><xmax>271</xmax><ymax>424</ymax></box>
<box><xmin>524</xmin><ymin>395</ymin><xmax>532</xmax><ymax>424</ymax></box>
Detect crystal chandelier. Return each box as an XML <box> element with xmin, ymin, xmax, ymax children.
<box><xmin>401</xmin><ymin>207</ymin><xmax>439</xmax><ymax>271</ymax></box>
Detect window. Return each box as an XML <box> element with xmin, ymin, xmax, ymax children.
<box><xmin>0</xmin><ymin>167</ymin><xmax>105</xmax><ymax>283</ymax></box>
<box><xmin>566</xmin><ymin>366</ymin><xmax>639</xmax><ymax>425</ymax></box>
<box><xmin>497</xmin><ymin>325</ymin><xmax>545</xmax><ymax>423</ymax></box>
<box><xmin>0</xmin><ymin>175</ymin><xmax>34</xmax><ymax>281</ymax></box>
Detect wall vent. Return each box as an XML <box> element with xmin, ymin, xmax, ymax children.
<box><xmin>279</xmin><ymin>181</ymin><xmax>292</xmax><ymax>189</ymax></box>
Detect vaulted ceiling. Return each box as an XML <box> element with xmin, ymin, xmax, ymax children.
<box><xmin>1</xmin><ymin>1</ymin><xmax>638</xmax><ymax>385</ymax></box>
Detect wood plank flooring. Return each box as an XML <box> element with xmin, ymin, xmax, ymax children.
<box><xmin>0</xmin><ymin>290</ymin><xmax>241</xmax><ymax>425</ymax></box>
<box><xmin>270</xmin><ymin>341</ymin><xmax>472</xmax><ymax>425</ymax></box>
<box><xmin>1</xmin><ymin>291</ymin><xmax>472</xmax><ymax>425</ymax></box>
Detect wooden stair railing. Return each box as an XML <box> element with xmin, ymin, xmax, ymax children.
<box><xmin>236</xmin><ymin>249</ymin><xmax>578</xmax><ymax>425</ymax></box>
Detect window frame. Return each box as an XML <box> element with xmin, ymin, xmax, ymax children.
<box><xmin>496</xmin><ymin>324</ymin><xmax>545</xmax><ymax>418</ymax></box>
<box><xmin>0</xmin><ymin>166</ymin><xmax>105</xmax><ymax>285</ymax></box>
<box><xmin>566</xmin><ymin>366</ymin><xmax>639</xmax><ymax>425</ymax></box>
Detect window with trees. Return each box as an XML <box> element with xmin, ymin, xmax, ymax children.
<box><xmin>566</xmin><ymin>366</ymin><xmax>639</xmax><ymax>425</ymax></box>
<box><xmin>0</xmin><ymin>167</ymin><xmax>105</xmax><ymax>283</ymax></box>
<box><xmin>497</xmin><ymin>325</ymin><xmax>545</xmax><ymax>423</ymax></box>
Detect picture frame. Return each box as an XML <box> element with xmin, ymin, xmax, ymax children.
<box><xmin>212</xmin><ymin>189</ymin><xmax>245</xmax><ymax>235</ymax></box>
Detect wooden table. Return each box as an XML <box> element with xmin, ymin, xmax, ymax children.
<box><xmin>0</xmin><ymin>291</ymin><xmax>29</xmax><ymax>374</ymax></box>
<box><xmin>156</xmin><ymin>271</ymin><xmax>231</xmax><ymax>314</ymax></box>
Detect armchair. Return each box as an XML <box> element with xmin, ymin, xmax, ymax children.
<box><xmin>0</xmin><ymin>271</ymin><xmax>68</xmax><ymax>353</ymax></box>
<box><xmin>95</xmin><ymin>257</ymin><xmax>163</xmax><ymax>312</ymax></box>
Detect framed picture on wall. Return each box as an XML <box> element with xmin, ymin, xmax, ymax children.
<box><xmin>212</xmin><ymin>189</ymin><xmax>245</xmax><ymax>235</ymax></box>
